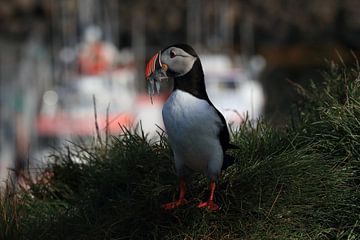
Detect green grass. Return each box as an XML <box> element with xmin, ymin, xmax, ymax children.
<box><xmin>1</xmin><ymin>61</ymin><xmax>360</xmax><ymax>239</ymax></box>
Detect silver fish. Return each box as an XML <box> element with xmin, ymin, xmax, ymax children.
<box><xmin>147</xmin><ymin>68</ymin><xmax>168</xmax><ymax>104</ymax></box>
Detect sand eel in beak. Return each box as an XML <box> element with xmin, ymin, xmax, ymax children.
<box><xmin>145</xmin><ymin>51</ymin><xmax>168</xmax><ymax>103</ymax></box>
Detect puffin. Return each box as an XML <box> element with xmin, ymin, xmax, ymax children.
<box><xmin>145</xmin><ymin>44</ymin><xmax>236</xmax><ymax>211</ymax></box>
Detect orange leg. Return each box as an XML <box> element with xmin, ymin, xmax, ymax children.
<box><xmin>162</xmin><ymin>178</ymin><xmax>188</xmax><ymax>210</ymax></box>
<box><xmin>198</xmin><ymin>181</ymin><xmax>220</xmax><ymax>211</ymax></box>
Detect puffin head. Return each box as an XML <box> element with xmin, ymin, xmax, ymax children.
<box><xmin>146</xmin><ymin>44</ymin><xmax>207</xmax><ymax>100</ymax></box>
<box><xmin>145</xmin><ymin>44</ymin><xmax>199</xmax><ymax>79</ymax></box>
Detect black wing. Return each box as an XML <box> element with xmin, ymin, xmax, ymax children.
<box><xmin>208</xmin><ymin>101</ymin><xmax>237</xmax><ymax>151</ymax></box>
<box><xmin>211</xmin><ymin>105</ymin><xmax>238</xmax><ymax>170</ymax></box>
<box><xmin>214</xmin><ymin>107</ymin><xmax>231</xmax><ymax>151</ymax></box>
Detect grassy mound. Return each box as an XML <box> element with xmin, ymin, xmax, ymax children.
<box><xmin>1</xmin><ymin>62</ymin><xmax>360</xmax><ymax>239</ymax></box>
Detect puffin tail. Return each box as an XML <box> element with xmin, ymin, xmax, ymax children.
<box><xmin>222</xmin><ymin>154</ymin><xmax>236</xmax><ymax>170</ymax></box>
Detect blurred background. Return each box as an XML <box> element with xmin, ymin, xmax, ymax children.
<box><xmin>1</xmin><ymin>0</ymin><xmax>360</xmax><ymax>184</ymax></box>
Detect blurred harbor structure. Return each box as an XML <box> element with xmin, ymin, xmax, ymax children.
<box><xmin>1</xmin><ymin>0</ymin><xmax>360</xmax><ymax>185</ymax></box>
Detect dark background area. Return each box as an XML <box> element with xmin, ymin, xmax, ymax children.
<box><xmin>1</xmin><ymin>0</ymin><xmax>359</xmax><ymax>121</ymax></box>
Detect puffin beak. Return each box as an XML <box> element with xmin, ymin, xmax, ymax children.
<box><xmin>146</xmin><ymin>51</ymin><xmax>160</xmax><ymax>79</ymax></box>
<box><xmin>145</xmin><ymin>51</ymin><xmax>168</xmax><ymax>80</ymax></box>
<box><xmin>145</xmin><ymin>51</ymin><xmax>168</xmax><ymax>103</ymax></box>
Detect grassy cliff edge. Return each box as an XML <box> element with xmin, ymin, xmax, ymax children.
<box><xmin>1</xmin><ymin>62</ymin><xmax>360</xmax><ymax>239</ymax></box>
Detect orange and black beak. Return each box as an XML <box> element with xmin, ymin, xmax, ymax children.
<box><xmin>145</xmin><ymin>51</ymin><xmax>168</xmax><ymax>80</ymax></box>
<box><xmin>146</xmin><ymin>51</ymin><xmax>160</xmax><ymax>79</ymax></box>
<box><xmin>145</xmin><ymin>51</ymin><xmax>168</xmax><ymax>103</ymax></box>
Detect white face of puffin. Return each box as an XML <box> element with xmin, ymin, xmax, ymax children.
<box><xmin>145</xmin><ymin>45</ymin><xmax>198</xmax><ymax>102</ymax></box>
<box><xmin>160</xmin><ymin>47</ymin><xmax>197</xmax><ymax>77</ymax></box>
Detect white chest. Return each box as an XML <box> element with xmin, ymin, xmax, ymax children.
<box><xmin>162</xmin><ymin>90</ymin><xmax>223</xmax><ymax>171</ymax></box>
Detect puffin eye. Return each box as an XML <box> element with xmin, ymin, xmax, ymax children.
<box><xmin>170</xmin><ymin>50</ymin><xmax>176</xmax><ymax>58</ymax></box>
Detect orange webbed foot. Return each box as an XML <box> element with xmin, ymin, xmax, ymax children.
<box><xmin>198</xmin><ymin>200</ymin><xmax>220</xmax><ymax>211</ymax></box>
<box><xmin>162</xmin><ymin>178</ymin><xmax>187</xmax><ymax>210</ymax></box>
<box><xmin>198</xmin><ymin>181</ymin><xmax>220</xmax><ymax>211</ymax></box>
<box><xmin>162</xmin><ymin>198</ymin><xmax>188</xmax><ymax>210</ymax></box>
